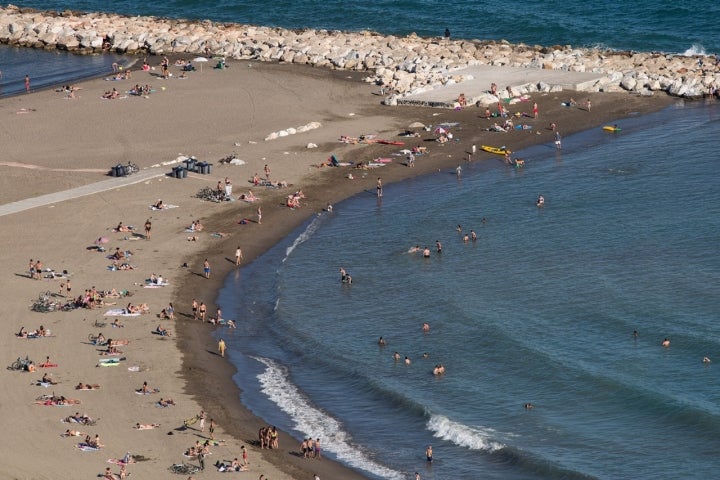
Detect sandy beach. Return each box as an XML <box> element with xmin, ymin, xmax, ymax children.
<box><xmin>0</xmin><ymin>55</ymin><xmax>674</xmax><ymax>480</ymax></box>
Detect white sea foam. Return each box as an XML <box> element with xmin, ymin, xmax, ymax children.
<box><xmin>682</xmin><ymin>44</ymin><xmax>706</xmax><ymax>56</ymax></box>
<box><xmin>254</xmin><ymin>356</ymin><xmax>406</xmax><ymax>480</ymax></box>
<box><xmin>283</xmin><ymin>215</ymin><xmax>323</xmax><ymax>262</ymax></box>
<box><xmin>427</xmin><ymin>414</ymin><xmax>505</xmax><ymax>452</ymax></box>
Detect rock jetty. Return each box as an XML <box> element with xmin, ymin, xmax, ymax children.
<box><xmin>0</xmin><ymin>5</ymin><xmax>718</xmax><ymax>102</ymax></box>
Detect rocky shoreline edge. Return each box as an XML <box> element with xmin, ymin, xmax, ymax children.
<box><xmin>1</xmin><ymin>5</ymin><xmax>718</xmax><ymax>100</ymax></box>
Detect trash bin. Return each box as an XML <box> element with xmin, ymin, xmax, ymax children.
<box><xmin>197</xmin><ymin>161</ymin><xmax>208</xmax><ymax>174</ymax></box>
<box><xmin>109</xmin><ymin>166</ymin><xmax>117</xmax><ymax>177</ymax></box>
<box><xmin>184</xmin><ymin>158</ymin><xmax>197</xmax><ymax>172</ymax></box>
<box><xmin>205</xmin><ymin>162</ymin><xmax>213</xmax><ymax>174</ymax></box>
<box><xmin>173</xmin><ymin>166</ymin><xmax>183</xmax><ymax>179</ymax></box>
<box><xmin>115</xmin><ymin>164</ymin><xmax>126</xmax><ymax>177</ymax></box>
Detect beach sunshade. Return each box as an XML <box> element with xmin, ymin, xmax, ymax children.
<box><xmin>193</xmin><ymin>57</ymin><xmax>209</xmax><ymax>73</ymax></box>
<box><xmin>408</xmin><ymin>121</ymin><xmax>426</xmax><ymax>129</ymax></box>
<box><xmin>95</xmin><ymin>236</ymin><xmax>109</xmax><ymax>244</ymax></box>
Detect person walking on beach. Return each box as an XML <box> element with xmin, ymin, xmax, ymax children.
<box><xmin>257</xmin><ymin>206</ymin><xmax>262</xmax><ymax>225</ymax></box>
<box><xmin>144</xmin><ymin>218</ymin><xmax>152</xmax><ymax>239</ymax></box>
<box><xmin>554</xmin><ymin>131</ymin><xmax>562</xmax><ymax>149</ymax></box>
<box><xmin>209</xmin><ymin>418</ymin><xmax>215</xmax><ymax>439</ymax></box>
<box><xmin>198</xmin><ymin>410</ymin><xmax>206</xmax><ymax>431</ymax></box>
<box><xmin>198</xmin><ymin>302</ymin><xmax>207</xmax><ymax>322</ymax></box>
<box><xmin>585</xmin><ymin>98</ymin><xmax>592</xmax><ymax>112</ymax></box>
<box><xmin>218</xmin><ymin>339</ymin><xmax>226</xmax><ymax>357</ymax></box>
<box><xmin>533</xmin><ymin>102</ymin><xmax>539</xmax><ymax>118</ymax></box>
<box><xmin>264</xmin><ymin>163</ymin><xmax>271</xmax><ymax>181</ymax></box>
<box><xmin>235</xmin><ymin>246</ymin><xmax>243</xmax><ymax>265</ymax></box>
<box><xmin>376</xmin><ymin>177</ymin><xmax>383</xmax><ymax>197</ymax></box>
<box><xmin>203</xmin><ymin>259</ymin><xmax>210</xmax><ymax>279</ymax></box>
<box><xmin>192</xmin><ymin>298</ymin><xmax>199</xmax><ymax>320</ymax></box>
<box><xmin>24</xmin><ymin>74</ymin><xmax>30</xmax><ymax>93</ymax></box>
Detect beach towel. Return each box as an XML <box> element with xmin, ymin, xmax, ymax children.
<box><xmin>76</xmin><ymin>443</ymin><xmax>100</xmax><ymax>451</ymax></box>
<box><xmin>135</xmin><ymin>388</ymin><xmax>160</xmax><ymax>395</ymax></box>
<box><xmin>104</xmin><ymin>309</ymin><xmax>140</xmax><ymax>317</ymax></box>
<box><xmin>149</xmin><ymin>204</ymin><xmax>179</xmax><ymax>211</ymax></box>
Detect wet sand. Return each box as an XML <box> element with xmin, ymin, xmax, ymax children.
<box><xmin>0</xmin><ymin>57</ymin><xmax>674</xmax><ymax>480</ymax></box>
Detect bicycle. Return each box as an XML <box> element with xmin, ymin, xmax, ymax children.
<box><xmin>126</xmin><ymin>161</ymin><xmax>139</xmax><ymax>175</ymax></box>
<box><xmin>92</xmin><ymin>318</ymin><xmax>107</xmax><ymax>328</ymax></box>
<box><xmin>9</xmin><ymin>355</ymin><xmax>33</xmax><ymax>371</ymax></box>
<box><xmin>169</xmin><ymin>462</ymin><xmax>200</xmax><ymax>475</ymax></box>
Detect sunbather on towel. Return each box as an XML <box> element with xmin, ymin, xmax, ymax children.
<box><xmin>115</xmin><ymin>222</ymin><xmax>133</xmax><ymax>233</ymax></box>
<box><xmin>135</xmin><ymin>423</ymin><xmax>160</xmax><ymax>429</ymax></box>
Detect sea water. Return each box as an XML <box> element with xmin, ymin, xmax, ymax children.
<box><xmin>11</xmin><ymin>0</ymin><xmax>720</xmax><ymax>54</ymax></box>
<box><xmin>3</xmin><ymin>2</ymin><xmax>720</xmax><ymax>479</ymax></box>
<box><xmin>215</xmin><ymin>100</ymin><xmax>720</xmax><ymax>480</ymax></box>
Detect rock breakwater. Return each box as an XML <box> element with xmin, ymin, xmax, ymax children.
<box><xmin>1</xmin><ymin>5</ymin><xmax>718</xmax><ymax>102</ymax></box>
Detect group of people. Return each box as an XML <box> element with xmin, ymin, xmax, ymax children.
<box><xmin>102</xmin><ymin>88</ymin><xmax>122</xmax><ymax>99</ymax></box>
<box><xmin>286</xmin><ymin>190</ymin><xmax>304</xmax><ymax>208</ymax></box>
<box><xmin>129</xmin><ymin>84</ymin><xmax>153</xmax><ymax>96</ymax></box>
<box><xmin>300</xmin><ymin>437</ymin><xmax>322</xmax><ymax>459</ymax></box>
<box><xmin>258</xmin><ymin>425</ymin><xmax>280</xmax><ymax>449</ymax></box>
<box><xmin>17</xmin><ymin>325</ymin><xmax>49</xmax><ymax>338</ymax></box>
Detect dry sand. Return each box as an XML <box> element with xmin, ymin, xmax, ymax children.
<box><xmin>0</xmin><ymin>57</ymin><xmax>674</xmax><ymax>480</ymax></box>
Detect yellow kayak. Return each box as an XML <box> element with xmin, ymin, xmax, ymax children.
<box><xmin>602</xmin><ymin>125</ymin><xmax>622</xmax><ymax>132</ymax></box>
<box><xmin>481</xmin><ymin>145</ymin><xmax>510</xmax><ymax>155</ymax></box>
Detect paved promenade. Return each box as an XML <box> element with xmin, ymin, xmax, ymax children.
<box><xmin>0</xmin><ymin>168</ymin><xmax>169</xmax><ymax>217</ymax></box>
<box><xmin>398</xmin><ymin>65</ymin><xmax>605</xmax><ymax>107</ymax></box>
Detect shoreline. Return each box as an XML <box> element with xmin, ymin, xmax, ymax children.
<box><xmin>0</xmin><ymin>52</ymin><xmax>676</xmax><ymax>480</ymax></box>
<box><xmin>164</xmin><ymin>78</ymin><xmax>677</xmax><ymax>479</ymax></box>
<box><xmin>1</xmin><ymin>5</ymin><xmax>718</xmax><ymax>100</ymax></box>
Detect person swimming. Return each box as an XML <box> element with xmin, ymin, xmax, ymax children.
<box><xmin>536</xmin><ymin>194</ymin><xmax>545</xmax><ymax>207</ymax></box>
<box><xmin>661</xmin><ymin>338</ymin><xmax>670</xmax><ymax>347</ymax></box>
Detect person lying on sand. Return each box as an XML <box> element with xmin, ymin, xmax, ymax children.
<box><xmin>66</xmin><ymin>412</ymin><xmax>94</xmax><ymax>425</ymax></box>
<box><xmin>156</xmin><ymin>397</ymin><xmax>175</xmax><ymax>407</ymax></box>
<box><xmin>215</xmin><ymin>459</ymin><xmax>248</xmax><ymax>472</ymax></box>
<box><xmin>126</xmin><ymin>302</ymin><xmax>149</xmax><ymax>314</ymax></box>
<box><xmin>111</xmin><ymin>318</ymin><xmax>124</xmax><ymax>328</ymax></box>
<box><xmin>101</xmin><ymin>344</ymin><xmax>123</xmax><ymax>355</ymax></box>
<box><xmin>62</xmin><ymin>428</ymin><xmax>86</xmax><ymax>437</ymax></box>
<box><xmin>40</xmin><ymin>373</ymin><xmax>58</xmax><ymax>385</ymax></box>
<box><xmin>115</xmin><ymin>222</ymin><xmax>134</xmax><ymax>233</ymax></box>
<box><xmin>137</xmin><ymin>381</ymin><xmax>159</xmax><ymax>394</ymax></box>
<box><xmin>135</xmin><ymin>423</ymin><xmax>161</xmax><ymax>430</ymax></box>
<box><xmin>108</xmin><ymin>338</ymin><xmax>130</xmax><ymax>347</ymax></box>
<box><xmin>76</xmin><ymin>383</ymin><xmax>101</xmax><ymax>390</ymax></box>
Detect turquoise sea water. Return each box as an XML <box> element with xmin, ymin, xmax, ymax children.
<box><xmin>4</xmin><ymin>3</ymin><xmax>720</xmax><ymax>479</ymax></box>
<box><xmin>217</xmin><ymin>100</ymin><xmax>720</xmax><ymax>480</ymax></box>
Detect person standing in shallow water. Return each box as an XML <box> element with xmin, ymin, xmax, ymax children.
<box><xmin>376</xmin><ymin>177</ymin><xmax>383</xmax><ymax>197</ymax></box>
